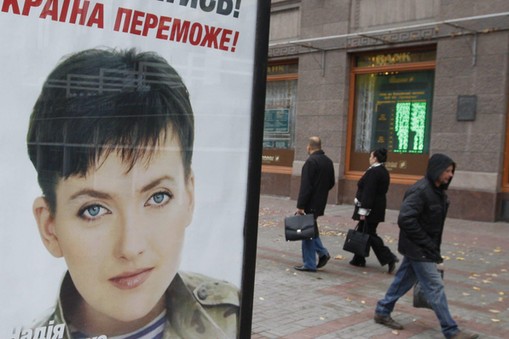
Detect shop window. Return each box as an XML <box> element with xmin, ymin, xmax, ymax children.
<box><xmin>262</xmin><ymin>61</ymin><xmax>298</xmax><ymax>170</ymax></box>
<box><xmin>347</xmin><ymin>49</ymin><xmax>436</xmax><ymax>179</ymax></box>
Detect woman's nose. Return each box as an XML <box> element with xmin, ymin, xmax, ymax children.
<box><xmin>115</xmin><ymin>211</ymin><xmax>147</xmax><ymax>260</ymax></box>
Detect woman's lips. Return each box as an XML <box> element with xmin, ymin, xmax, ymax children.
<box><xmin>110</xmin><ymin>268</ymin><xmax>153</xmax><ymax>289</ymax></box>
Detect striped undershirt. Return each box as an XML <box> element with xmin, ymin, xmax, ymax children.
<box><xmin>71</xmin><ymin>310</ymin><xmax>167</xmax><ymax>339</ymax></box>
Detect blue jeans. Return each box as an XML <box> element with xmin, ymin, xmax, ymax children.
<box><xmin>375</xmin><ymin>257</ymin><xmax>459</xmax><ymax>338</ymax></box>
<box><xmin>302</xmin><ymin>236</ymin><xmax>328</xmax><ymax>270</ymax></box>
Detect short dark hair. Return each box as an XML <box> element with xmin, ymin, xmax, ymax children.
<box><xmin>27</xmin><ymin>48</ymin><xmax>194</xmax><ymax>213</ymax></box>
<box><xmin>372</xmin><ymin>148</ymin><xmax>388</xmax><ymax>163</ymax></box>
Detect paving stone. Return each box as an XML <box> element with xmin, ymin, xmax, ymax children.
<box><xmin>252</xmin><ymin>195</ymin><xmax>509</xmax><ymax>338</ymax></box>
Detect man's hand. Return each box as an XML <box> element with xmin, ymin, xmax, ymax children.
<box><xmin>424</xmin><ymin>244</ymin><xmax>443</xmax><ymax>263</ymax></box>
<box><xmin>358</xmin><ymin>208</ymin><xmax>370</xmax><ymax>219</ymax></box>
<box><xmin>296</xmin><ymin>208</ymin><xmax>305</xmax><ymax>215</ymax></box>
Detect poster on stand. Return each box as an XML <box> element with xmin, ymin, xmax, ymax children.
<box><xmin>0</xmin><ymin>1</ymin><xmax>269</xmax><ymax>338</ymax></box>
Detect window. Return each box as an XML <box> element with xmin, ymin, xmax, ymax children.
<box><xmin>264</xmin><ymin>62</ymin><xmax>298</xmax><ymax>149</ymax></box>
<box><xmin>261</xmin><ymin>61</ymin><xmax>298</xmax><ymax>171</ymax></box>
<box><xmin>347</xmin><ymin>49</ymin><xmax>436</xmax><ymax>178</ymax></box>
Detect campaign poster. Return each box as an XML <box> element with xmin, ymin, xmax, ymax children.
<box><xmin>0</xmin><ymin>1</ymin><xmax>269</xmax><ymax>338</ymax></box>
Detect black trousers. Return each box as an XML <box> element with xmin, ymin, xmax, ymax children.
<box><xmin>350</xmin><ymin>221</ymin><xmax>396</xmax><ymax>266</ymax></box>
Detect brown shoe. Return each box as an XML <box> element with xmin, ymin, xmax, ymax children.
<box><xmin>450</xmin><ymin>330</ymin><xmax>479</xmax><ymax>339</ymax></box>
<box><xmin>374</xmin><ymin>313</ymin><xmax>404</xmax><ymax>330</ymax></box>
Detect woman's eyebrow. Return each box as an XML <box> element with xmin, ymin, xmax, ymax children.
<box><xmin>67</xmin><ymin>176</ymin><xmax>175</xmax><ymax>200</ymax></box>
<box><xmin>139</xmin><ymin>176</ymin><xmax>175</xmax><ymax>194</ymax></box>
<box><xmin>69</xmin><ymin>189</ymin><xmax>112</xmax><ymax>201</ymax></box>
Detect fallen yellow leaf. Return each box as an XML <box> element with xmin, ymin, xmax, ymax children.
<box><xmin>489</xmin><ymin>309</ymin><xmax>500</xmax><ymax>314</ymax></box>
<box><xmin>473</xmin><ymin>286</ymin><xmax>481</xmax><ymax>291</ymax></box>
<box><xmin>491</xmin><ymin>319</ymin><xmax>500</xmax><ymax>323</ymax></box>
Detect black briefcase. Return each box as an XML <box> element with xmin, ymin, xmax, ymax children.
<box><xmin>284</xmin><ymin>214</ymin><xmax>316</xmax><ymax>241</ymax></box>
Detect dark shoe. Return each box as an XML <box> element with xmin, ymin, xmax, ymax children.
<box><xmin>317</xmin><ymin>254</ymin><xmax>331</xmax><ymax>268</ymax></box>
<box><xmin>349</xmin><ymin>260</ymin><xmax>366</xmax><ymax>267</ymax></box>
<box><xmin>388</xmin><ymin>257</ymin><xmax>400</xmax><ymax>274</ymax></box>
<box><xmin>450</xmin><ymin>330</ymin><xmax>479</xmax><ymax>339</ymax></box>
<box><xmin>294</xmin><ymin>265</ymin><xmax>316</xmax><ymax>272</ymax></box>
<box><xmin>374</xmin><ymin>313</ymin><xmax>404</xmax><ymax>330</ymax></box>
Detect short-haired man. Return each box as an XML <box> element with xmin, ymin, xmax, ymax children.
<box><xmin>294</xmin><ymin>136</ymin><xmax>335</xmax><ymax>272</ymax></box>
<box><xmin>374</xmin><ymin>153</ymin><xmax>478</xmax><ymax>339</ymax></box>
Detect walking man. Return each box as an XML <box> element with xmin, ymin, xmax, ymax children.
<box><xmin>294</xmin><ymin>136</ymin><xmax>335</xmax><ymax>272</ymax></box>
<box><xmin>374</xmin><ymin>153</ymin><xmax>478</xmax><ymax>339</ymax></box>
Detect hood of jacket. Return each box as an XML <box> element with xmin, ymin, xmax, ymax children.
<box><xmin>425</xmin><ymin>153</ymin><xmax>456</xmax><ymax>190</ymax></box>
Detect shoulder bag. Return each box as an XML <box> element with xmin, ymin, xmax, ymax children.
<box><xmin>413</xmin><ymin>269</ymin><xmax>444</xmax><ymax>309</ymax></box>
<box><xmin>342</xmin><ymin>221</ymin><xmax>370</xmax><ymax>257</ymax></box>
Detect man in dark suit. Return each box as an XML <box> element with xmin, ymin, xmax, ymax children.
<box><xmin>294</xmin><ymin>136</ymin><xmax>335</xmax><ymax>272</ymax></box>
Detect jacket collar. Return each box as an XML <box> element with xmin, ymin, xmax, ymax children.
<box><xmin>310</xmin><ymin>149</ymin><xmax>324</xmax><ymax>156</ymax></box>
<box><xmin>53</xmin><ymin>271</ymin><xmax>228</xmax><ymax>339</ymax></box>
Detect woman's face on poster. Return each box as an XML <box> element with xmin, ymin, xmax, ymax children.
<box><xmin>33</xmin><ymin>132</ymin><xmax>195</xmax><ymax>327</ymax></box>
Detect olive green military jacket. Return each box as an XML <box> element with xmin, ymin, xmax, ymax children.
<box><xmin>33</xmin><ymin>271</ymin><xmax>239</xmax><ymax>339</ymax></box>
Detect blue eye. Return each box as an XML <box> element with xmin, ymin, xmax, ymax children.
<box><xmin>153</xmin><ymin>193</ymin><xmax>165</xmax><ymax>204</ymax></box>
<box><xmin>146</xmin><ymin>191</ymin><xmax>172</xmax><ymax>207</ymax></box>
<box><xmin>79</xmin><ymin>204</ymin><xmax>110</xmax><ymax>221</ymax></box>
<box><xmin>86</xmin><ymin>205</ymin><xmax>101</xmax><ymax>217</ymax></box>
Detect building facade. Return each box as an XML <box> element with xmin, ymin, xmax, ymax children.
<box><xmin>261</xmin><ymin>0</ymin><xmax>509</xmax><ymax>221</ymax></box>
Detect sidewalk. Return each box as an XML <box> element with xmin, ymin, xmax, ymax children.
<box><xmin>252</xmin><ymin>195</ymin><xmax>509</xmax><ymax>339</ymax></box>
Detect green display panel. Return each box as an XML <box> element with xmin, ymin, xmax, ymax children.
<box><xmin>394</xmin><ymin>101</ymin><xmax>427</xmax><ymax>153</ymax></box>
<box><xmin>371</xmin><ymin>71</ymin><xmax>433</xmax><ymax>154</ymax></box>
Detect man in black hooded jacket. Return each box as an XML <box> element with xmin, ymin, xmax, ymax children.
<box><xmin>373</xmin><ymin>154</ymin><xmax>478</xmax><ymax>339</ymax></box>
